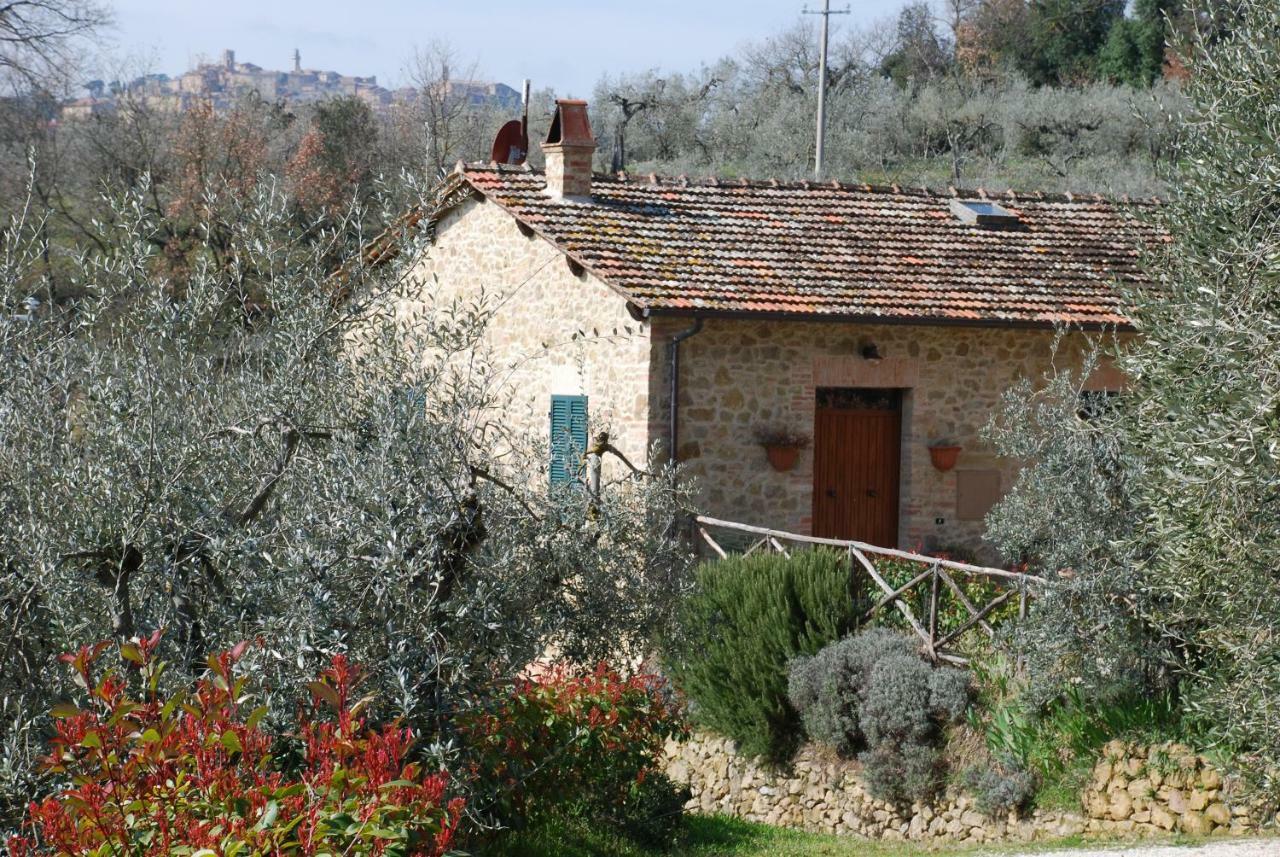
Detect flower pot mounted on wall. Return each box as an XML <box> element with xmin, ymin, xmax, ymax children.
<box><xmin>765</xmin><ymin>444</ymin><xmax>801</xmax><ymax>472</ymax></box>
<box><xmin>929</xmin><ymin>445</ymin><xmax>962</xmax><ymax>472</ymax></box>
<box><xmin>753</xmin><ymin>425</ymin><xmax>809</xmax><ymax>473</ymax></box>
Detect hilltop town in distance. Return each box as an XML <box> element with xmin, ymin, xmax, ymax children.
<box><xmin>60</xmin><ymin>49</ymin><xmax>521</xmax><ymax>120</ymax></box>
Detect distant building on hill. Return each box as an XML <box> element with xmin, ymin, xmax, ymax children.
<box><xmin>59</xmin><ymin>49</ymin><xmax>520</xmax><ymax>120</ymax></box>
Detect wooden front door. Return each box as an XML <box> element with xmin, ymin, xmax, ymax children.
<box><xmin>812</xmin><ymin>389</ymin><xmax>902</xmax><ymax>546</ymax></box>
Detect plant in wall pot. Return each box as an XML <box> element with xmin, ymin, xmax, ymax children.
<box><xmin>929</xmin><ymin>440</ymin><xmax>962</xmax><ymax>472</ymax></box>
<box><xmin>754</xmin><ymin>426</ymin><xmax>810</xmax><ymax>472</ymax></box>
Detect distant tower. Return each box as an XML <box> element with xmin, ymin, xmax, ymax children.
<box><xmin>222</xmin><ymin>49</ymin><xmax>235</xmax><ymax>70</ymax></box>
<box><xmin>293</xmin><ymin>48</ymin><xmax>301</xmax><ymax>72</ymax></box>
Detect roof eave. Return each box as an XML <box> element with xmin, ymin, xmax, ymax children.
<box><xmin>638</xmin><ymin>304</ymin><xmax>1136</xmax><ymax>333</ymax></box>
<box><xmin>458</xmin><ymin>171</ymin><xmax>649</xmax><ymax>309</ymax></box>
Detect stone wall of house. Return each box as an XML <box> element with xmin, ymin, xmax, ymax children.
<box><xmin>664</xmin><ymin>733</ymin><xmax>1269</xmax><ymax>844</ymax></box>
<box><xmin>410</xmin><ymin>196</ymin><xmax>1128</xmax><ymax>554</ymax></box>
<box><xmin>405</xmin><ymin>194</ymin><xmax>655</xmax><ymax>476</ymax></box>
<box><xmin>654</xmin><ymin>318</ymin><xmax>1121</xmax><ymax>558</ymax></box>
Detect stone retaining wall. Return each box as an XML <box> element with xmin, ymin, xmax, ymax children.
<box><xmin>663</xmin><ymin>733</ymin><xmax>1271</xmax><ymax>844</ymax></box>
<box><xmin>1081</xmin><ymin>740</ymin><xmax>1265</xmax><ymax>837</ymax></box>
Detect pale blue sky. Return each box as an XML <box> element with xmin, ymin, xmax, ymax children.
<box><xmin>103</xmin><ymin>1</ymin><xmax>903</xmax><ymax>96</ymax></box>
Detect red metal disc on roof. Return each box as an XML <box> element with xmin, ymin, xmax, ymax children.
<box><xmin>491</xmin><ymin>120</ymin><xmax>528</xmax><ymax>166</ymax></box>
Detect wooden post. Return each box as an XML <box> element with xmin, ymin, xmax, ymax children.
<box><xmin>851</xmin><ymin>546</ymin><xmax>932</xmax><ymax>649</ymax></box>
<box><xmin>586</xmin><ymin>431</ymin><xmax>607</xmax><ymax>505</ymax></box>
<box><xmin>928</xmin><ymin>563</ymin><xmax>940</xmax><ymax>657</ymax></box>
<box><xmin>698</xmin><ymin>527</ymin><xmax>728</xmax><ymax>559</ymax></box>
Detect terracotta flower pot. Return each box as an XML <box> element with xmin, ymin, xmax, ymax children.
<box><xmin>765</xmin><ymin>444</ymin><xmax>801</xmax><ymax>472</ymax></box>
<box><xmin>929</xmin><ymin>445</ymin><xmax>962</xmax><ymax>472</ymax></box>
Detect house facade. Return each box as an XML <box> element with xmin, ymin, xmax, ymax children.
<box><xmin>405</xmin><ymin>100</ymin><xmax>1152</xmax><ymax>559</ymax></box>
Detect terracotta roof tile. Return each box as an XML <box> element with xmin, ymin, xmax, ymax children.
<box><xmin>457</xmin><ymin>164</ymin><xmax>1159</xmax><ymax>327</ymax></box>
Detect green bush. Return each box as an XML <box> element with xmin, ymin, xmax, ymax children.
<box><xmin>458</xmin><ymin>664</ymin><xmax>685</xmax><ymax>833</ymax></box>
<box><xmin>788</xmin><ymin>629</ymin><xmax>971</xmax><ymax>805</ymax></box>
<box><xmin>666</xmin><ymin>550</ymin><xmax>860</xmax><ymax>763</ymax></box>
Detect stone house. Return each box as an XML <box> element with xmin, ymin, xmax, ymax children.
<box><xmin>406</xmin><ymin>99</ymin><xmax>1154</xmax><ymax>558</ymax></box>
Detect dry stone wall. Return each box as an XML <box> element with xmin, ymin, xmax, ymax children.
<box><xmin>664</xmin><ymin>733</ymin><xmax>1270</xmax><ymax>844</ymax></box>
<box><xmin>1081</xmin><ymin>740</ymin><xmax>1267</xmax><ymax>837</ymax></box>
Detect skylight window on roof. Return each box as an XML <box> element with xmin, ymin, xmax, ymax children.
<box><xmin>950</xmin><ymin>198</ymin><xmax>1022</xmax><ymax>228</ymax></box>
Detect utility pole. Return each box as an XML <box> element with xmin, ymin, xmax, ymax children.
<box><xmin>804</xmin><ymin>1</ymin><xmax>849</xmax><ymax>178</ymax></box>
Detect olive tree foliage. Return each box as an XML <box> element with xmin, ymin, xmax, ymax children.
<box><xmin>1116</xmin><ymin>0</ymin><xmax>1280</xmax><ymax>778</ymax></box>
<box><xmin>983</xmin><ymin>342</ymin><xmax>1168</xmax><ymax>707</ymax></box>
<box><xmin>0</xmin><ymin>169</ymin><xmax>693</xmax><ymax>824</ymax></box>
<box><xmin>985</xmin><ymin>0</ymin><xmax>1280</xmax><ymax>784</ymax></box>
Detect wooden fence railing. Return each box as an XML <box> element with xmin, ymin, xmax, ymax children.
<box><xmin>695</xmin><ymin>515</ymin><xmax>1047</xmax><ymax>666</ymax></box>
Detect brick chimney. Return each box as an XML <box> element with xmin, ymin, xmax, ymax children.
<box><xmin>542</xmin><ymin>99</ymin><xmax>596</xmax><ymax>200</ymax></box>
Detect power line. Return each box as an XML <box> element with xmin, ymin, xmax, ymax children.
<box><xmin>803</xmin><ymin>1</ymin><xmax>850</xmax><ymax>178</ymax></box>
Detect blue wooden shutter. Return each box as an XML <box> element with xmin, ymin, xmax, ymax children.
<box><xmin>549</xmin><ymin>394</ymin><xmax>588</xmax><ymax>486</ymax></box>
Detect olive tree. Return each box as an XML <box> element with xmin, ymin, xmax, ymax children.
<box><xmin>0</xmin><ymin>171</ymin><xmax>693</xmax><ymax>825</ymax></box>
<box><xmin>985</xmin><ymin>0</ymin><xmax>1280</xmax><ymax>786</ymax></box>
<box><xmin>1114</xmin><ymin>0</ymin><xmax>1280</xmax><ymax>777</ymax></box>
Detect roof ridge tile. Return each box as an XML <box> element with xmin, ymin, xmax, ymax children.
<box><xmin>456</xmin><ymin>162</ymin><xmax>1143</xmax><ymax>205</ymax></box>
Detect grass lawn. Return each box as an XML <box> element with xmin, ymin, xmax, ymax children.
<box><xmin>485</xmin><ymin>813</ymin><xmax>1265</xmax><ymax>856</ymax></box>
<box><xmin>485</xmin><ymin>814</ymin><xmax>1111</xmax><ymax>856</ymax></box>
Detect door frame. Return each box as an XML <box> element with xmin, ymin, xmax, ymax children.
<box><xmin>811</xmin><ymin>387</ymin><xmax>905</xmax><ymax>547</ymax></box>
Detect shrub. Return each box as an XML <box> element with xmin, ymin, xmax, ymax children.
<box><xmin>615</xmin><ymin>771</ymin><xmax>691</xmax><ymax>848</ymax></box>
<box><xmin>459</xmin><ymin>663</ymin><xmax>686</xmax><ymax>834</ymax></box>
<box><xmin>859</xmin><ymin>743</ymin><xmax>945</xmax><ymax>807</ymax></box>
<box><xmin>788</xmin><ymin>629</ymin><xmax>971</xmax><ymax>805</ymax></box>
<box><xmin>786</xmin><ymin>628</ymin><xmax>915</xmax><ymax>754</ymax></box>
<box><xmin>859</xmin><ymin>653</ymin><xmax>970</xmax><ymax>804</ymax></box>
<box><xmin>666</xmin><ymin>550</ymin><xmax>860</xmax><ymax>763</ymax></box>
<box><xmin>862</xmin><ymin>654</ymin><xmax>938</xmax><ymax>745</ymax></box>
<box><xmin>962</xmin><ymin>763</ymin><xmax>1037</xmax><ymax>817</ymax></box>
<box><xmin>7</xmin><ymin>635</ymin><xmax>465</xmax><ymax>857</ymax></box>
<box><xmin>929</xmin><ymin>667</ymin><xmax>972</xmax><ymax>723</ymax></box>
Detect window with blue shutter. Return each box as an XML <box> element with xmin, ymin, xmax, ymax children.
<box><xmin>549</xmin><ymin>394</ymin><xmax>589</xmax><ymax>486</ymax></box>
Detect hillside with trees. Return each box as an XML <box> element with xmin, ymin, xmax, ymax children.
<box><xmin>592</xmin><ymin>0</ymin><xmax>1203</xmax><ymax>195</ymax></box>
<box><xmin>1</xmin><ymin>0</ymin><xmax>1205</xmax><ymax>293</ymax></box>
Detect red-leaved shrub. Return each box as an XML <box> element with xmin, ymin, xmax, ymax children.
<box><xmin>459</xmin><ymin>663</ymin><xmax>687</xmax><ymax>827</ymax></box>
<box><xmin>8</xmin><ymin>634</ymin><xmax>464</xmax><ymax>856</ymax></box>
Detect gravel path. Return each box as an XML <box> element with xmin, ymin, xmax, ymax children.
<box><xmin>1005</xmin><ymin>840</ymin><xmax>1278</xmax><ymax>857</ymax></box>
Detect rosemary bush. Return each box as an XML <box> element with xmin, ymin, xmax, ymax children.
<box><xmin>666</xmin><ymin>550</ymin><xmax>859</xmax><ymax>763</ymax></box>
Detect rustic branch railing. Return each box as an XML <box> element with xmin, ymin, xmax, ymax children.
<box><xmin>695</xmin><ymin>515</ymin><xmax>1046</xmax><ymax>666</ymax></box>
